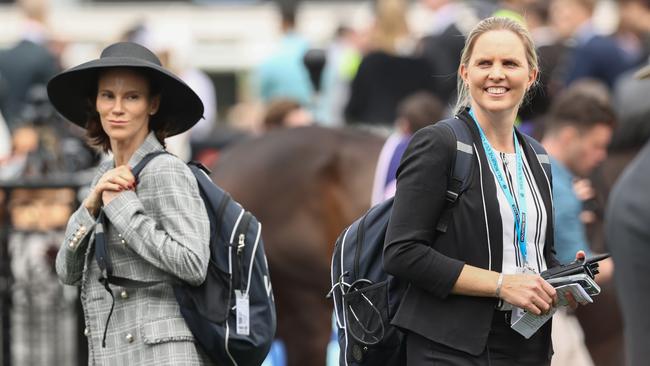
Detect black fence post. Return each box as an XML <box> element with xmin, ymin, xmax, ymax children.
<box><xmin>0</xmin><ymin>186</ymin><xmax>13</xmax><ymax>366</ymax></box>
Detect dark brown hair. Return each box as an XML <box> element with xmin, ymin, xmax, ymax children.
<box><xmin>545</xmin><ymin>90</ymin><xmax>617</xmax><ymax>135</ymax></box>
<box><xmin>263</xmin><ymin>99</ymin><xmax>302</xmax><ymax>130</ymax></box>
<box><xmin>397</xmin><ymin>91</ymin><xmax>444</xmax><ymax>134</ymax></box>
<box><xmin>84</xmin><ymin>67</ymin><xmax>169</xmax><ymax>152</ymax></box>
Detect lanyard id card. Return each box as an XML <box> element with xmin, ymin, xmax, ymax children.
<box><xmin>510</xmin><ymin>265</ymin><xmax>537</xmax><ymax>324</ymax></box>
<box><xmin>469</xmin><ymin>109</ymin><xmax>529</xmax><ymax>267</ymax></box>
<box><xmin>235</xmin><ymin>290</ymin><xmax>250</xmax><ymax>336</ymax></box>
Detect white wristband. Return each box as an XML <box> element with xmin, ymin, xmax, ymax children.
<box><xmin>495</xmin><ymin>273</ymin><xmax>504</xmax><ymax>298</ymax></box>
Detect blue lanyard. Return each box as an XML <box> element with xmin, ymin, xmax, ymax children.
<box><xmin>469</xmin><ymin>109</ymin><xmax>528</xmax><ymax>265</ymax></box>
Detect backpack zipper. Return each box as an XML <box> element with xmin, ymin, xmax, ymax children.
<box><xmin>232</xmin><ymin>212</ymin><xmax>253</xmax><ymax>291</ymax></box>
<box><xmin>354</xmin><ymin>215</ymin><xmax>368</xmax><ymax>281</ymax></box>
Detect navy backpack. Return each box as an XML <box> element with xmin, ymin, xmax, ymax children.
<box><xmin>329</xmin><ymin>117</ymin><xmax>552</xmax><ymax>366</ymax></box>
<box><xmin>94</xmin><ymin>151</ymin><xmax>276</xmax><ymax>366</ymax></box>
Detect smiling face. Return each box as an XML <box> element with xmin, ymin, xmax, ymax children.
<box><xmin>96</xmin><ymin>68</ymin><xmax>160</xmax><ymax>150</ymax></box>
<box><xmin>459</xmin><ymin>29</ymin><xmax>537</xmax><ymax>120</ymax></box>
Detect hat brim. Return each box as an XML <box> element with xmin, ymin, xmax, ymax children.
<box><xmin>634</xmin><ymin>64</ymin><xmax>650</xmax><ymax>80</ymax></box>
<box><xmin>47</xmin><ymin>57</ymin><xmax>204</xmax><ymax>137</ymax></box>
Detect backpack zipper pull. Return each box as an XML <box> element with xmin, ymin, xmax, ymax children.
<box><xmin>237</xmin><ymin>233</ymin><xmax>245</xmax><ymax>255</ymax></box>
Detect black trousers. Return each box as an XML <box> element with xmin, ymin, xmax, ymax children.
<box><xmin>406</xmin><ymin>311</ymin><xmax>552</xmax><ymax>366</ymax></box>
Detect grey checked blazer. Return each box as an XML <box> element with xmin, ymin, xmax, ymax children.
<box><xmin>56</xmin><ymin>132</ymin><xmax>213</xmax><ymax>365</ymax></box>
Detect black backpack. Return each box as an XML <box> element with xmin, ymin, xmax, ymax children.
<box><xmin>329</xmin><ymin>117</ymin><xmax>552</xmax><ymax>366</ymax></box>
<box><xmin>94</xmin><ymin>151</ymin><xmax>276</xmax><ymax>366</ymax></box>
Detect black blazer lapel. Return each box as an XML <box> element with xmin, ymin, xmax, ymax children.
<box><xmin>458</xmin><ymin>111</ymin><xmax>504</xmax><ymax>271</ymax></box>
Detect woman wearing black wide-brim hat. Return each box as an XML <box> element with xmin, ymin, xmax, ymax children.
<box><xmin>50</xmin><ymin>42</ymin><xmax>213</xmax><ymax>364</ymax></box>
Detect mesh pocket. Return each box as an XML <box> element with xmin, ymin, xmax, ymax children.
<box><xmin>343</xmin><ymin>280</ymin><xmax>404</xmax><ymax>364</ymax></box>
<box><xmin>344</xmin><ymin>280</ymin><xmax>389</xmax><ymax>346</ymax></box>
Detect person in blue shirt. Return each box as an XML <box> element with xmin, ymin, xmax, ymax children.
<box><xmin>256</xmin><ymin>5</ymin><xmax>313</xmax><ymax>108</ymax></box>
<box><xmin>541</xmin><ymin>87</ymin><xmax>616</xmax><ymax>366</ymax></box>
<box><xmin>541</xmin><ymin>88</ymin><xmax>616</xmax><ymax>267</ymax></box>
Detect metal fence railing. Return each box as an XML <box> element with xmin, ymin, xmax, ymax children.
<box><xmin>0</xmin><ymin>174</ymin><xmax>93</xmax><ymax>366</ymax></box>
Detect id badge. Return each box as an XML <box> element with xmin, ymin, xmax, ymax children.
<box><xmin>511</xmin><ymin>265</ymin><xmax>536</xmax><ymax>324</ymax></box>
<box><xmin>235</xmin><ymin>290</ymin><xmax>250</xmax><ymax>336</ymax></box>
<box><xmin>511</xmin><ymin>307</ymin><xmax>525</xmax><ymax>324</ymax></box>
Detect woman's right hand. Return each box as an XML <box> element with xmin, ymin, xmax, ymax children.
<box><xmin>499</xmin><ymin>273</ymin><xmax>558</xmax><ymax>315</ymax></box>
<box><xmin>83</xmin><ymin>166</ymin><xmax>135</xmax><ymax>216</ymax></box>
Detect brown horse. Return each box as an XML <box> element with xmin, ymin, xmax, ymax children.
<box><xmin>210</xmin><ymin>126</ymin><xmax>384</xmax><ymax>366</ymax></box>
<box><xmin>209</xmin><ymin>125</ymin><xmax>626</xmax><ymax>366</ymax></box>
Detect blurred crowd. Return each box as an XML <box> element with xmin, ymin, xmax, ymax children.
<box><xmin>4</xmin><ymin>0</ymin><xmax>647</xmax><ymax>240</ymax></box>
<box><xmin>3</xmin><ymin>0</ymin><xmax>650</xmax><ymax>171</ymax></box>
<box><xmin>2</xmin><ymin>0</ymin><xmax>650</xmax><ymax>365</ymax></box>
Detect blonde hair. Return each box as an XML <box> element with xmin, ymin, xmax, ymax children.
<box><xmin>369</xmin><ymin>0</ymin><xmax>410</xmax><ymax>55</ymax></box>
<box><xmin>453</xmin><ymin>17</ymin><xmax>539</xmax><ymax>115</ymax></box>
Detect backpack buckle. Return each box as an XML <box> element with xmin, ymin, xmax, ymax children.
<box><xmin>445</xmin><ymin>190</ymin><xmax>459</xmax><ymax>204</ymax></box>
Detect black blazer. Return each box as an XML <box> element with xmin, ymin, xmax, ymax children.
<box><xmin>0</xmin><ymin>40</ymin><xmax>59</xmax><ymax>126</ymax></box>
<box><xmin>383</xmin><ymin>110</ymin><xmax>559</xmax><ymax>356</ymax></box>
<box><xmin>417</xmin><ymin>23</ymin><xmax>466</xmax><ymax>106</ymax></box>
<box><xmin>344</xmin><ymin>51</ymin><xmax>436</xmax><ymax>126</ymax></box>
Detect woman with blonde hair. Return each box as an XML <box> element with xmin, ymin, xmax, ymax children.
<box><xmin>369</xmin><ymin>0</ymin><xmax>413</xmax><ymax>55</ymax></box>
<box><xmin>384</xmin><ymin>17</ymin><xmax>583</xmax><ymax>365</ymax></box>
<box><xmin>345</xmin><ymin>0</ymin><xmax>434</xmax><ymax>125</ymax></box>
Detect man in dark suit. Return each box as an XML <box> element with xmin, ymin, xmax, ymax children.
<box><xmin>549</xmin><ymin>0</ymin><xmax>634</xmax><ymax>90</ymax></box>
<box><xmin>605</xmin><ymin>63</ymin><xmax>650</xmax><ymax>366</ymax></box>
<box><xmin>0</xmin><ymin>0</ymin><xmax>59</xmax><ymax>129</ymax></box>
<box><xmin>415</xmin><ymin>0</ymin><xmax>473</xmax><ymax>107</ymax></box>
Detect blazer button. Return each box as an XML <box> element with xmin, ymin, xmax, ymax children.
<box><xmin>120</xmin><ymin>290</ymin><xmax>129</xmax><ymax>299</ymax></box>
<box><xmin>125</xmin><ymin>333</ymin><xmax>134</xmax><ymax>343</ymax></box>
<box><xmin>121</xmin><ymin>239</ymin><xmax>127</xmax><ymax>245</ymax></box>
<box><xmin>84</xmin><ymin>327</ymin><xmax>90</xmax><ymax>336</ymax></box>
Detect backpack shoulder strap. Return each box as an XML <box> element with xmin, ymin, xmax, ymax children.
<box><xmin>521</xmin><ymin>134</ymin><xmax>552</xmax><ymax>181</ymax></box>
<box><xmin>131</xmin><ymin>151</ymin><xmax>170</xmax><ymax>180</ymax></box>
<box><xmin>439</xmin><ymin>117</ymin><xmax>474</xmax><ymax>204</ymax></box>
<box><xmin>435</xmin><ymin>117</ymin><xmax>475</xmax><ymax>233</ymax></box>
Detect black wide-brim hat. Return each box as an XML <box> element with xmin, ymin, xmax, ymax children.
<box><xmin>47</xmin><ymin>42</ymin><xmax>204</xmax><ymax>137</ymax></box>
